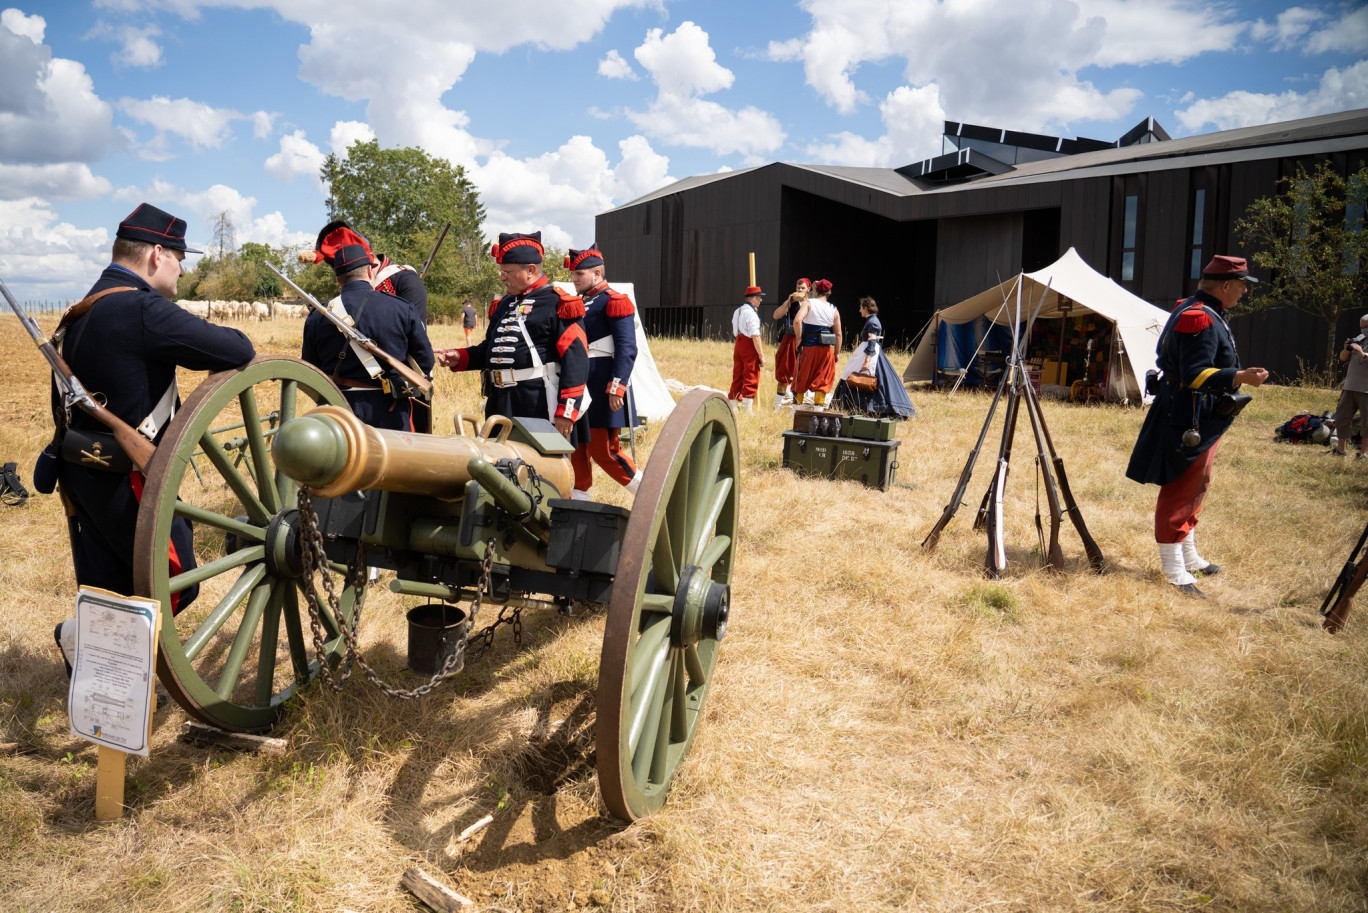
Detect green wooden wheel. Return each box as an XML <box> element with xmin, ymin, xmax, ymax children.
<box><xmin>133</xmin><ymin>356</ymin><xmax>355</xmax><ymax>732</ymax></box>
<box><xmin>597</xmin><ymin>388</ymin><xmax>739</xmax><ymax>821</ymax></box>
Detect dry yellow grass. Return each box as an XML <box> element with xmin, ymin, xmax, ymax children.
<box><xmin>1</xmin><ymin>317</ymin><xmax>1366</xmax><ymax>912</ymax></box>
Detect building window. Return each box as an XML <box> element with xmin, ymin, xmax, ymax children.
<box><xmin>1189</xmin><ymin>188</ymin><xmax>1206</xmax><ymax>280</ymax></box>
<box><xmin>1121</xmin><ymin>194</ymin><xmax>1138</xmax><ymax>281</ymax></box>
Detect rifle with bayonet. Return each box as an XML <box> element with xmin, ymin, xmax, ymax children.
<box><xmin>266</xmin><ymin>262</ymin><xmax>433</xmax><ymax>398</ymax></box>
<box><xmin>420</xmin><ymin>221</ymin><xmax>451</xmax><ymax>279</ymax></box>
<box><xmin>0</xmin><ymin>276</ymin><xmax>157</xmax><ymax>472</ymax></box>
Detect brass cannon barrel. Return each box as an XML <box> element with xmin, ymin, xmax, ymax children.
<box><xmin>272</xmin><ymin>406</ymin><xmax>573</xmax><ymax>499</ymax></box>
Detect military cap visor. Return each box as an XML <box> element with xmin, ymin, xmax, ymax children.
<box><xmin>116</xmin><ymin>203</ymin><xmax>202</xmax><ymax>254</ymax></box>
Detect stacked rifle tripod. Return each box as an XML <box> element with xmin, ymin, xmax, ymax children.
<box><xmin>922</xmin><ymin>282</ymin><xmax>1106</xmax><ymax>578</ymax></box>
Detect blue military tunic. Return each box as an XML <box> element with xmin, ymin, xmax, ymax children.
<box><xmin>1126</xmin><ymin>290</ymin><xmax>1242</xmax><ymax>486</ymax></box>
<box><xmin>52</xmin><ymin>264</ymin><xmax>256</xmax><ymax>607</ymax></box>
<box><xmin>449</xmin><ymin>275</ymin><xmax>589</xmax><ymax>444</ymax></box>
<box><xmin>301</xmin><ymin>279</ymin><xmax>434</xmax><ymax>431</ymax></box>
<box><xmin>580</xmin><ymin>282</ymin><xmax>638</xmax><ymax>430</ymax></box>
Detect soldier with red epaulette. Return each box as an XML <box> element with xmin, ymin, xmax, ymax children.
<box><xmin>305</xmin><ymin>220</ymin><xmax>429</xmax><ymax>323</ymax></box>
<box><xmin>1126</xmin><ymin>255</ymin><xmax>1269</xmax><ymax>596</ymax></box>
<box><xmin>565</xmin><ymin>243</ymin><xmax>641</xmax><ymax>499</ymax></box>
<box><xmin>435</xmin><ymin>232</ymin><xmax>589</xmax><ymax>442</ymax></box>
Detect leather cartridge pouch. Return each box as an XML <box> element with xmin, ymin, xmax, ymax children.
<box><xmin>1214</xmin><ymin>392</ymin><xmax>1253</xmax><ymax>418</ymax></box>
<box><xmin>60</xmin><ymin>427</ymin><xmax>133</xmax><ymax>474</ymax></box>
<box><xmin>818</xmin><ymin>331</ymin><xmax>838</xmax><ymax>346</ymax></box>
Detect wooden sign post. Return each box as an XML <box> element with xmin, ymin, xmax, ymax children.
<box><xmin>67</xmin><ymin>587</ymin><xmax>160</xmax><ymax>821</ymax></box>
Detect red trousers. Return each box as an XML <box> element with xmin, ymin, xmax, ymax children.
<box><xmin>794</xmin><ymin>344</ymin><xmax>835</xmax><ymax>396</ymax></box>
<box><xmin>774</xmin><ymin>334</ymin><xmax>797</xmax><ymax>388</ymax></box>
<box><xmin>730</xmin><ymin>336</ymin><xmax>760</xmax><ymax>400</ymax></box>
<box><xmin>572</xmin><ymin>427</ymin><xmax>638</xmax><ymax>490</ymax></box>
<box><xmin>1154</xmin><ymin>441</ymin><xmax>1219</xmax><ymax>543</ymax></box>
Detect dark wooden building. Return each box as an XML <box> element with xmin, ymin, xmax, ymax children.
<box><xmin>595</xmin><ymin>109</ymin><xmax>1368</xmax><ymax>380</ymax></box>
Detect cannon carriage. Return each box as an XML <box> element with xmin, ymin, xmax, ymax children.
<box><xmin>130</xmin><ymin>356</ymin><xmax>739</xmax><ymax>820</ymax></box>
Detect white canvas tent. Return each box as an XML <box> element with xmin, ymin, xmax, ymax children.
<box><xmin>903</xmin><ymin>248</ymin><xmax>1171</xmax><ymax>402</ymax></box>
<box><xmin>553</xmin><ymin>281</ymin><xmax>675</xmax><ymax>422</ymax></box>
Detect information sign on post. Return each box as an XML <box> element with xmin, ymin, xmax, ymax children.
<box><xmin>68</xmin><ymin>587</ymin><xmax>159</xmax><ymax>756</ymax></box>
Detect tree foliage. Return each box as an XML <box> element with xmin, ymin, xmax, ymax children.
<box><xmin>322</xmin><ymin>139</ymin><xmax>488</xmax><ymax>317</ymax></box>
<box><xmin>1236</xmin><ymin>159</ymin><xmax>1368</xmax><ymax>364</ymax></box>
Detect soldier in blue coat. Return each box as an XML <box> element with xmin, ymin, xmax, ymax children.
<box><xmin>435</xmin><ymin>232</ymin><xmax>589</xmax><ymax>443</ymax></box>
<box><xmin>306</xmin><ymin>221</ymin><xmax>434</xmax><ymax>431</ymax></box>
<box><xmin>301</xmin><ymin>244</ymin><xmax>434</xmax><ymax>432</ymax></box>
<box><xmin>564</xmin><ymin>244</ymin><xmax>641</xmax><ymax>499</ymax></box>
<box><xmin>307</xmin><ymin>219</ymin><xmax>429</xmax><ymax>323</ymax></box>
<box><xmin>1125</xmin><ymin>255</ymin><xmax>1268</xmax><ymax>596</ymax></box>
<box><xmin>52</xmin><ymin>203</ymin><xmax>256</xmax><ymax>672</ymax></box>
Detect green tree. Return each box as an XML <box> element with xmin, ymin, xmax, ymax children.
<box><xmin>237</xmin><ymin>242</ymin><xmax>283</xmax><ymax>299</ymax></box>
<box><xmin>321</xmin><ymin>139</ymin><xmax>487</xmax><ymax>315</ymax></box>
<box><xmin>1236</xmin><ymin>159</ymin><xmax>1368</xmax><ymax>365</ymax></box>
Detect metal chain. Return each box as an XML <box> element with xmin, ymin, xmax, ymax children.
<box><xmin>295</xmin><ymin>486</ymin><xmax>500</xmax><ymax>700</ymax></box>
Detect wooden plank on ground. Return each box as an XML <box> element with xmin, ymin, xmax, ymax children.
<box><xmin>401</xmin><ymin>867</ymin><xmax>475</xmax><ymax>912</ymax></box>
<box><xmin>180</xmin><ymin>722</ymin><xmax>288</xmax><ymax>755</ymax></box>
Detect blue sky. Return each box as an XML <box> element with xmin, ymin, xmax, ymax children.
<box><xmin>1</xmin><ymin>0</ymin><xmax>1365</xmax><ymax>301</ymax></box>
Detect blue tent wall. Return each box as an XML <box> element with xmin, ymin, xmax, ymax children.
<box><xmin>936</xmin><ymin>318</ymin><xmax>1022</xmax><ymax>386</ymax></box>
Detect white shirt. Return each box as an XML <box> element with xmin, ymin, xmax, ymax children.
<box><xmin>802</xmin><ymin>297</ymin><xmax>836</xmax><ymax>328</ymax></box>
<box><xmin>732</xmin><ymin>303</ymin><xmax>761</xmax><ymax>338</ymax></box>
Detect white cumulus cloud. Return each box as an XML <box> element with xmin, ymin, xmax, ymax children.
<box><xmin>1177</xmin><ymin>59</ymin><xmax>1368</xmax><ymax>131</ymax></box>
<box><xmin>599</xmin><ymin>49</ymin><xmax>637</xmax><ymax>80</ymax></box>
<box><xmin>0</xmin><ymin>15</ymin><xmax>117</xmax><ymax>167</ymax></box>
<box><xmin>0</xmin><ymin>198</ymin><xmax>112</xmax><ymax>299</ymax></box>
<box><xmin>264</xmin><ymin>129</ymin><xmax>325</xmax><ymax>188</ymax></box>
<box><xmin>627</xmin><ymin>21</ymin><xmax>785</xmax><ymax>160</ymax></box>
<box><xmin>117</xmin><ymin>95</ymin><xmax>242</xmax><ymax>151</ymax></box>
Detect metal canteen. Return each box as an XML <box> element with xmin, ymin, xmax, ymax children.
<box><xmin>1182</xmin><ymin>427</ymin><xmax>1202</xmax><ymax>448</ymax></box>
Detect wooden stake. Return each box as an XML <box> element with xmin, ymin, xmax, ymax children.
<box><xmin>401</xmin><ymin>867</ymin><xmax>475</xmax><ymax>912</ymax></box>
<box><xmin>180</xmin><ymin>722</ymin><xmax>289</xmax><ymax>755</ymax></box>
<box><xmin>748</xmin><ymin>252</ymin><xmax>756</xmax><ymax>287</ymax></box>
<box><xmin>94</xmin><ymin>746</ymin><xmax>126</xmax><ymax>821</ymax></box>
<box><xmin>456</xmin><ymin>814</ymin><xmax>494</xmax><ymax>843</ymax></box>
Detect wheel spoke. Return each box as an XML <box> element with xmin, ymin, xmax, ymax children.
<box><xmin>184</xmin><ymin>563</ymin><xmax>268</xmax><ymax>660</ymax></box>
<box><xmin>254</xmin><ymin>582</ymin><xmax>284</xmax><ymax>705</ymax></box>
<box><xmin>199</xmin><ymin>431</ymin><xmax>271</xmax><ymax>525</ymax></box>
<box><xmin>274</xmin><ymin>380</ymin><xmax>300</xmax><ymax>508</ymax></box>
<box><xmin>630</xmin><ymin>613</ymin><xmax>672</xmax><ymax>694</ymax></box>
<box><xmin>238</xmin><ymin>386</ymin><xmax>281</xmax><ymax>514</ymax></box>
<box><xmin>669</xmin><ymin>648</ymin><xmax>689</xmax><ymax>742</ymax></box>
<box><xmin>690</xmin><ymin>476</ymin><xmax>733</xmax><ymax>566</ymax></box>
<box><xmin>215</xmin><ymin>579</ymin><xmax>274</xmax><ymax>699</ymax></box>
<box><xmin>173</xmin><ymin>501</ymin><xmax>266</xmax><ymax>543</ymax></box>
<box><xmin>169</xmin><ymin>545</ymin><xmax>265</xmax><ymax>594</ymax></box>
<box><xmin>627</xmin><ymin>635</ymin><xmax>672</xmax><ymax>758</ymax></box>
<box><xmin>650</xmin><ymin>517</ymin><xmax>679</xmax><ymax>595</ymax></box>
<box><xmin>697</xmin><ymin>534</ymin><xmax>731</xmax><ymax>576</ymax></box>
<box><xmin>281</xmin><ymin>584</ymin><xmax>311</xmax><ymax>683</ymax></box>
<box><xmin>684</xmin><ymin>642</ymin><xmax>706</xmax><ymax>685</ymax></box>
<box><xmin>647</xmin><ymin>653</ymin><xmax>680</xmax><ymax>784</ymax></box>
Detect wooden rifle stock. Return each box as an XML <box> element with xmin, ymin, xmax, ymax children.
<box><xmin>1322</xmin><ymin>520</ymin><xmax>1368</xmax><ymax>633</ymax></box>
<box><xmin>0</xmin><ymin>276</ymin><xmax>156</xmax><ymax>472</ymax></box>
<box><xmin>265</xmin><ymin>263</ymin><xmax>433</xmax><ymax>398</ymax></box>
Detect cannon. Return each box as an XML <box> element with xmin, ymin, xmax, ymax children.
<box><xmin>130</xmin><ymin>356</ymin><xmax>739</xmax><ymax>820</ymax></box>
